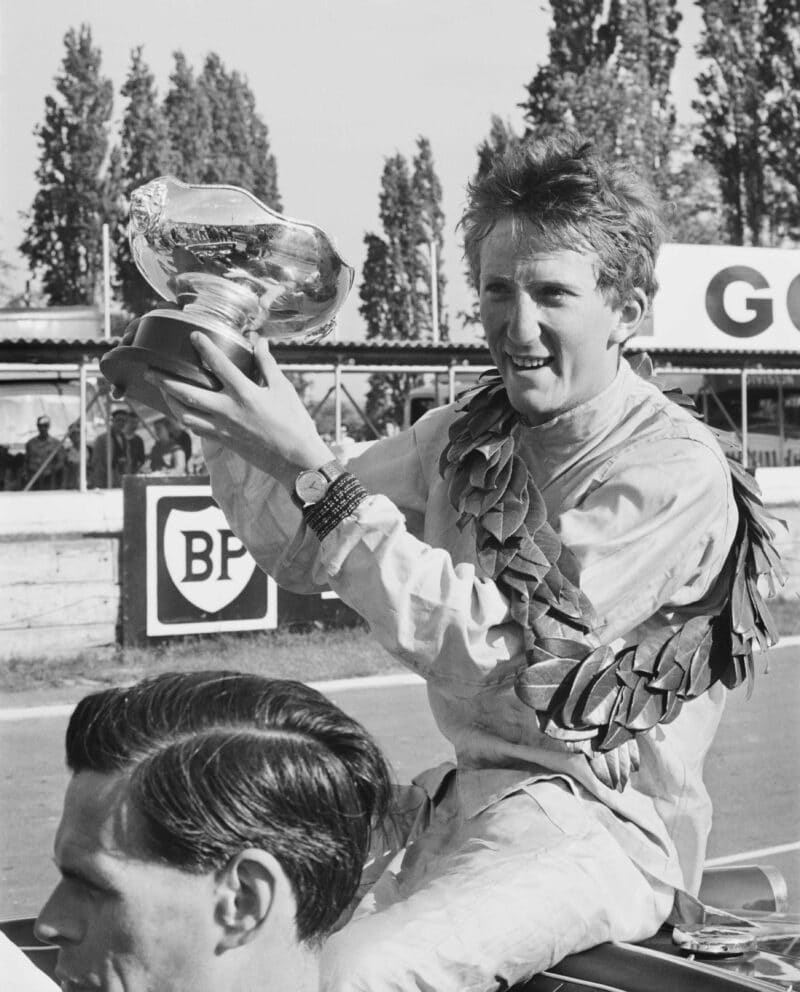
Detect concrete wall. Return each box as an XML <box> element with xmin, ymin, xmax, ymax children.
<box><xmin>757</xmin><ymin>469</ymin><xmax>800</xmax><ymax>606</ymax></box>
<box><xmin>0</xmin><ymin>472</ymin><xmax>797</xmax><ymax>662</ymax></box>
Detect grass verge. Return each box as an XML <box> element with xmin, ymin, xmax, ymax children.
<box><xmin>0</xmin><ymin>623</ymin><xmax>404</xmax><ymax>694</ymax></box>
<box><xmin>2</xmin><ymin>598</ymin><xmax>797</xmax><ymax>696</ymax></box>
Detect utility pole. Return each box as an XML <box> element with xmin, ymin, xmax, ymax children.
<box><xmin>429</xmin><ymin>239</ymin><xmax>439</xmax><ymax>344</ymax></box>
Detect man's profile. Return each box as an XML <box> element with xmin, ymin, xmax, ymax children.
<box><xmin>33</xmin><ymin>671</ymin><xmax>392</xmax><ymax>992</ymax></box>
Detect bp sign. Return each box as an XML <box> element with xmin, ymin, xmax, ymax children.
<box><xmin>122</xmin><ymin>476</ymin><xmax>276</xmax><ymax>641</ymax></box>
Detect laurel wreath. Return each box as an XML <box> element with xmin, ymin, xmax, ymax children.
<box><xmin>439</xmin><ymin>355</ymin><xmax>787</xmax><ymax>791</ymax></box>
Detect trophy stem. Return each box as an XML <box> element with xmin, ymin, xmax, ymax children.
<box><xmin>175</xmin><ymin>273</ymin><xmax>260</xmax><ymax>339</ymax></box>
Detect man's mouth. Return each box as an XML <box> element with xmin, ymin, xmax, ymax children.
<box><xmin>507</xmin><ymin>354</ymin><xmax>553</xmax><ymax>371</ymax></box>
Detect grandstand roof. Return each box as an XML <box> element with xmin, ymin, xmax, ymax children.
<box><xmin>1</xmin><ymin>336</ymin><xmax>799</xmax><ymax>371</ymax></box>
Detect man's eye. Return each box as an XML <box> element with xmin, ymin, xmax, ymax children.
<box><xmin>481</xmin><ymin>282</ymin><xmax>510</xmax><ymax>296</ymax></box>
<box><xmin>61</xmin><ymin>873</ymin><xmax>108</xmax><ymax>897</ymax></box>
<box><xmin>537</xmin><ymin>285</ymin><xmax>567</xmax><ymax>302</ymax></box>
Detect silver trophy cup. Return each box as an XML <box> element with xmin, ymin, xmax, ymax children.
<box><xmin>101</xmin><ymin>176</ymin><xmax>354</xmax><ymax>412</ymax></box>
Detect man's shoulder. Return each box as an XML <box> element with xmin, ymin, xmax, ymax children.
<box><xmin>410</xmin><ymin>401</ymin><xmax>463</xmax><ymax>463</ymax></box>
<box><xmin>597</xmin><ymin>368</ymin><xmax>735</xmax><ymax>502</ymax></box>
<box><xmin>620</xmin><ymin>367</ymin><xmax>730</xmax><ymax>463</ymax></box>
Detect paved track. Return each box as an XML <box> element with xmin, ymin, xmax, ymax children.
<box><xmin>1</xmin><ymin>646</ymin><xmax>798</xmax><ymax>919</ymax></box>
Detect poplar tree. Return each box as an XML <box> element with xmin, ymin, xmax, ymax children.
<box><xmin>522</xmin><ymin>0</ymin><xmax>681</xmax><ymax>192</ymax></box>
<box><xmin>359</xmin><ymin>139</ymin><xmax>447</xmax><ymax>429</ymax></box>
<box><xmin>693</xmin><ymin>0</ymin><xmax>765</xmax><ymax>244</ymax></box>
<box><xmin>19</xmin><ymin>25</ymin><xmax>117</xmax><ymax>304</ymax></box>
<box><xmin>195</xmin><ymin>55</ymin><xmax>281</xmax><ymax>209</ymax></box>
<box><xmin>694</xmin><ymin>0</ymin><xmax>800</xmax><ymax>245</ymax></box>
<box><xmin>114</xmin><ymin>47</ymin><xmax>171</xmax><ymax>314</ymax></box>
<box><xmin>411</xmin><ymin>137</ymin><xmax>448</xmax><ymax>342</ymax></box>
<box><xmin>761</xmin><ymin>0</ymin><xmax>800</xmax><ymax>239</ymax></box>
<box><xmin>162</xmin><ymin>52</ymin><xmax>213</xmax><ymax>185</ymax></box>
<box><xmin>162</xmin><ymin>53</ymin><xmax>281</xmax><ymax>210</ymax></box>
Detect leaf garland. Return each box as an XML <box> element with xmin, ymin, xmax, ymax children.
<box><xmin>439</xmin><ymin>361</ymin><xmax>787</xmax><ymax>792</ymax></box>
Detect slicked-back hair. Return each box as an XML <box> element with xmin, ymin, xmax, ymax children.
<box><xmin>461</xmin><ymin>131</ymin><xmax>666</xmax><ymax>307</ymax></box>
<box><xmin>66</xmin><ymin>671</ymin><xmax>393</xmax><ymax>944</ymax></box>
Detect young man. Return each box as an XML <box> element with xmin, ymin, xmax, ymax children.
<box><xmin>33</xmin><ymin>671</ymin><xmax>392</xmax><ymax>992</ymax></box>
<box><xmin>89</xmin><ymin>408</ymin><xmax>129</xmax><ymax>488</ymax></box>
<box><xmin>145</xmin><ymin>134</ymin><xmax>781</xmax><ymax>991</ymax></box>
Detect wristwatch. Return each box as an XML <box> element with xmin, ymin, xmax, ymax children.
<box><xmin>292</xmin><ymin>459</ymin><xmax>346</xmax><ymax>509</ymax></box>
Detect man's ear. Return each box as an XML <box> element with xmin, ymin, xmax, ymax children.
<box><xmin>608</xmin><ymin>288</ymin><xmax>648</xmax><ymax>346</ymax></box>
<box><xmin>214</xmin><ymin>849</ymin><xmax>289</xmax><ymax>950</ymax></box>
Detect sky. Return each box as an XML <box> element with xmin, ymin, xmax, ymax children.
<box><xmin>0</xmin><ymin>0</ymin><xmax>704</xmax><ymax>340</ymax></box>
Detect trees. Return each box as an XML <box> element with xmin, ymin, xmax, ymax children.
<box><xmin>21</xmin><ymin>34</ymin><xmax>283</xmax><ymax>316</ymax></box>
<box><xmin>359</xmin><ymin>138</ymin><xmax>447</xmax><ymax>430</ymax></box>
<box><xmin>114</xmin><ymin>47</ymin><xmax>171</xmax><ymax>314</ymax></box>
<box><xmin>161</xmin><ymin>53</ymin><xmax>281</xmax><ymax>211</ymax></box>
<box><xmin>19</xmin><ymin>25</ymin><xmax>117</xmax><ymax>305</ymax></box>
<box><xmin>693</xmin><ymin>0</ymin><xmax>800</xmax><ymax>245</ymax></box>
<box><xmin>761</xmin><ymin>0</ymin><xmax>800</xmax><ymax>241</ymax></box>
<box><xmin>162</xmin><ymin>52</ymin><xmax>212</xmax><ymax>186</ymax></box>
<box><xmin>521</xmin><ymin>0</ymin><xmax>681</xmax><ymax>193</ymax></box>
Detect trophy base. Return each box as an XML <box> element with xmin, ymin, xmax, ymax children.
<box><xmin>100</xmin><ymin>309</ymin><xmax>255</xmax><ymax>414</ymax></box>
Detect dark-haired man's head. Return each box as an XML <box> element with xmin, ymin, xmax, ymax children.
<box><xmin>461</xmin><ymin>131</ymin><xmax>664</xmax><ymax>425</ymax></box>
<box><xmin>36</xmin><ymin>672</ymin><xmax>392</xmax><ymax>992</ymax></box>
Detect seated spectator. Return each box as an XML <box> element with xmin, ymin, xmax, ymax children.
<box><xmin>148</xmin><ymin>416</ymin><xmax>188</xmax><ymax>474</ymax></box>
<box><xmin>24</xmin><ymin>415</ymin><xmax>64</xmax><ymax>490</ymax></box>
<box><xmin>123</xmin><ymin>411</ymin><xmax>146</xmax><ymax>475</ymax></box>
<box><xmin>34</xmin><ymin>671</ymin><xmax>392</xmax><ymax>992</ymax></box>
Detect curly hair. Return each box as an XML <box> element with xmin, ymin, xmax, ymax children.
<box><xmin>461</xmin><ymin>131</ymin><xmax>666</xmax><ymax>307</ymax></box>
<box><xmin>66</xmin><ymin>671</ymin><xmax>393</xmax><ymax>944</ymax></box>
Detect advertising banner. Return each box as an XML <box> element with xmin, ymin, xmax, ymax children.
<box><xmin>631</xmin><ymin>244</ymin><xmax>800</xmax><ymax>352</ymax></box>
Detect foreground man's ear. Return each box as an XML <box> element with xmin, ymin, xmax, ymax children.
<box><xmin>215</xmin><ymin>849</ymin><xmax>293</xmax><ymax>950</ymax></box>
<box><xmin>609</xmin><ymin>288</ymin><xmax>648</xmax><ymax>346</ymax></box>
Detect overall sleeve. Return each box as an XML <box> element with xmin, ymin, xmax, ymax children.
<box><xmin>203</xmin><ymin>423</ymin><xmax>431</xmax><ymax>593</ymax></box>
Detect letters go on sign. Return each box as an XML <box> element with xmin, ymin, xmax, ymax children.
<box><xmin>632</xmin><ymin>244</ymin><xmax>800</xmax><ymax>352</ymax></box>
<box><xmin>145</xmin><ymin>485</ymin><xmax>276</xmax><ymax>636</ymax></box>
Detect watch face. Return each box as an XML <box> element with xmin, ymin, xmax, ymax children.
<box><xmin>295</xmin><ymin>470</ymin><xmax>328</xmax><ymax>505</ymax></box>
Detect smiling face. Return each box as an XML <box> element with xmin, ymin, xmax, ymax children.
<box><xmin>35</xmin><ymin>772</ymin><xmax>222</xmax><ymax>992</ymax></box>
<box><xmin>479</xmin><ymin>218</ymin><xmax>645</xmax><ymax>425</ymax></box>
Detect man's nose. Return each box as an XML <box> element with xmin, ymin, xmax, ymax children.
<box><xmin>507</xmin><ymin>292</ymin><xmax>542</xmax><ymax>345</ymax></box>
<box><xmin>35</xmin><ymin>887</ymin><xmax>83</xmax><ymax>946</ymax></box>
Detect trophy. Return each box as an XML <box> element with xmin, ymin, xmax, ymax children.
<box><xmin>100</xmin><ymin>176</ymin><xmax>355</xmax><ymax>412</ymax></box>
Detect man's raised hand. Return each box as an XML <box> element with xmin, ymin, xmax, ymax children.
<box><xmin>144</xmin><ymin>332</ymin><xmax>332</xmax><ymax>490</ymax></box>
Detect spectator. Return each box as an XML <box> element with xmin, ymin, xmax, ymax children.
<box><xmin>24</xmin><ymin>415</ymin><xmax>64</xmax><ymax>490</ymax></box>
<box><xmin>0</xmin><ymin>444</ymin><xmax>10</xmax><ymax>490</ymax></box>
<box><xmin>123</xmin><ymin>411</ymin><xmax>146</xmax><ymax>475</ymax></box>
<box><xmin>62</xmin><ymin>422</ymin><xmax>92</xmax><ymax>490</ymax></box>
<box><xmin>168</xmin><ymin>416</ymin><xmax>193</xmax><ymax>464</ymax></box>
<box><xmin>148</xmin><ymin>417</ymin><xmax>187</xmax><ymax>475</ymax></box>
<box><xmin>34</xmin><ymin>671</ymin><xmax>392</xmax><ymax>992</ymax></box>
<box><xmin>89</xmin><ymin>409</ymin><xmax>129</xmax><ymax>489</ymax></box>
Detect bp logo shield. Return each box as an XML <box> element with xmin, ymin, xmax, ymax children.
<box><xmin>143</xmin><ymin>484</ymin><xmax>274</xmax><ymax>636</ymax></box>
<box><xmin>162</xmin><ymin>504</ymin><xmax>255</xmax><ymax>613</ymax></box>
